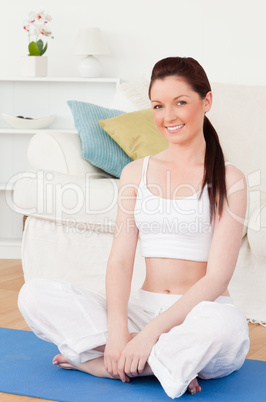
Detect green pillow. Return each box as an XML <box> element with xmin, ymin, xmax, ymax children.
<box><xmin>98</xmin><ymin>108</ymin><xmax>168</xmax><ymax>160</ymax></box>
<box><xmin>67</xmin><ymin>101</ymin><xmax>132</xmax><ymax>178</ymax></box>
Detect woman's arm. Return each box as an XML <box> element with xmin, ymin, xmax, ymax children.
<box><xmin>106</xmin><ymin>161</ymin><xmax>139</xmax><ymax>334</ymax></box>
<box><xmin>104</xmin><ymin>160</ymin><xmax>140</xmax><ymax>381</ymax></box>
<box><xmin>118</xmin><ymin>164</ymin><xmax>247</xmax><ymax>374</ymax></box>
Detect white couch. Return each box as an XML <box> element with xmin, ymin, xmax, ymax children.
<box><xmin>12</xmin><ymin>80</ymin><xmax>266</xmax><ymax>325</ymax></box>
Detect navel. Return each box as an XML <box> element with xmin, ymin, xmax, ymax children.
<box><xmin>163</xmin><ymin>289</ymin><xmax>171</xmax><ymax>294</ymax></box>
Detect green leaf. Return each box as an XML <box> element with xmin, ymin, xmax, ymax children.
<box><xmin>36</xmin><ymin>39</ymin><xmax>48</xmax><ymax>56</ymax></box>
<box><xmin>28</xmin><ymin>42</ymin><xmax>40</xmax><ymax>56</ymax></box>
<box><xmin>36</xmin><ymin>39</ymin><xmax>44</xmax><ymax>55</ymax></box>
<box><xmin>40</xmin><ymin>42</ymin><xmax>48</xmax><ymax>56</ymax></box>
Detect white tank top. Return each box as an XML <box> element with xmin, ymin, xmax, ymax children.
<box><xmin>134</xmin><ymin>156</ymin><xmax>232</xmax><ymax>262</ymax></box>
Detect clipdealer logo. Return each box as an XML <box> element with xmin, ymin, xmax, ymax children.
<box><xmin>5</xmin><ymin>170</ymin><xmax>119</xmax><ymax>219</ymax></box>
<box><xmin>4</xmin><ymin>168</ymin><xmax>264</xmax><ymax>232</ymax></box>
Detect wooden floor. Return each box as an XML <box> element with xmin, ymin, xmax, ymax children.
<box><xmin>1</xmin><ymin>260</ymin><xmax>266</xmax><ymax>401</ymax></box>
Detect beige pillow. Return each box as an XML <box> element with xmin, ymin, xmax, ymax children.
<box><xmin>98</xmin><ymin>108</ymin><xmax>168</xmax><ymax>160</ymax></box>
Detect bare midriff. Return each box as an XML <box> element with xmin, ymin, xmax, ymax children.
<box><xmin>141</xmin><ymin>257</ymin><xmax>230</xmax><ymax>297</ymax></box>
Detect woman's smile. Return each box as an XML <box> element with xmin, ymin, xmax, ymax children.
<box><xmin>166</xmin><ymin>124</ymin><xmax>185</xmax><ymax>133</ymax></box>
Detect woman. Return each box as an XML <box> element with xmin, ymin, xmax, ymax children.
<box><xmin>18</xmin><ymin>57</ymin><xmax>250</xmax><ymax>399</ymax></box>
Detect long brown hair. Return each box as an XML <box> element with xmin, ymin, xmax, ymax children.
<box><xmin>148</xmin><ymin>56</ymin><xmax>227</xmax><ymax>223</ymax></box>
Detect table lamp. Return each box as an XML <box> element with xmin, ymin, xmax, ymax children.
<box><xmin>73</xmin><ymin>27</ymin><xmax>109</xmax><ymax>78</ymax></box>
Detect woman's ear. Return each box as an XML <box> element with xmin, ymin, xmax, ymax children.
<box><xmin>204</xmin><ymin>91</ymin><xmax>212</xmax><ymax>113</ymax></box>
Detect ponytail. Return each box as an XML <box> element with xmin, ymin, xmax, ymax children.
<box><xmin>199</xmin><ymin>116</ymin><xmax>228</xmax><ymax>223</ymax></box>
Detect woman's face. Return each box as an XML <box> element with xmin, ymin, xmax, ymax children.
<box><xmin>150</xmin><ymin>76</ymin><xmax>212</xmax><ymax>144</ymax></box>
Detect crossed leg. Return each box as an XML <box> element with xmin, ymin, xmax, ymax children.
<box><xmin>52</xmin><ymin>334</ymin><xmax>201</xmax><ymax>395</ymax></box>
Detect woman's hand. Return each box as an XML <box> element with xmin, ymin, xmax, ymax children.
<box><xmin>118</xmin><ymin>331</ymin><xmax>157</xmax><ymax>377</ymax></box>
<box><xmin>104</xmin><ymin>332</ymin><xmax>132</xmax><ymax>382</ymax></box>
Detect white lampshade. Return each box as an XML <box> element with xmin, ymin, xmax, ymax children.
<box><xmin>73</xmin><ymin>27</ymin><xmax>109</xmax><ymax>56</ymax></box>
<box><xmin>73</xmin><ymin>28</ymin><xmax>109</xmax><ymax>78</ymax></box>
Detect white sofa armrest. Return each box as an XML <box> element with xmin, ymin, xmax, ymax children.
<box><xmin>12</xmin><ymin>170</ymin><xmax>119</xmax><ymax>230</ymax></box>
<box><xmin>28</xmin><ymin>130</ymin><xmax>109</xmax><ymax>177</ymax></box>
<box><xmin>247</xmin><ymin>201</ymin><xmax>266</xmax><ymax>260</ymax></box>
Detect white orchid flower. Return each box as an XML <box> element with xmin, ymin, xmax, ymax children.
<box><xmin>23</xmin><ymin>9</ymin><xmax>54</xmax><ymax>56</ymax></box>
<box><xmin>43</xmin><ymin>12</ymin><xmax>52</xmax><ymax>22</ymax></box>
<box><xmin>40</xmin><ymin>28</ymin><xmax>53</xmax><ymax>37</ymax></box>
<box><xmin>28</xmin><ymin>11</ymin><xmax>37</xmax><ymax>23</ymax></box>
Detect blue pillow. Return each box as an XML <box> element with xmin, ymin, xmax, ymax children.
<box><xmin>67</xmin><ymin>101</ymin><xmax>133</xmax><ymax>178</ymax></box>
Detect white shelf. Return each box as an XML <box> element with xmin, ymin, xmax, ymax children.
<box><xmin>0</xmin><ymin>128</ymin><xmax>77</xmax><ymax>135</ymax></box>
<box><xmin>0</xmin><ymin>77</ymin><xmax>121</xmax><ymax>84</ymax></box>
<box><xmin>0</xmin><ymin>183</ymin><xmax>13</xmax><ymax>191</ymax></box>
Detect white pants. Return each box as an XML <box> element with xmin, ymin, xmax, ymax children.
<box><xmin>18</xmin><ymin>279</ymin><xmax>250</xmax><ymax>399</ymax></box>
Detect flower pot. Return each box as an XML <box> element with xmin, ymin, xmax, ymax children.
<box><xmin>21</xmin><ymin>56</ymin><xmax>48</xmax><ymax>77</ymax></box>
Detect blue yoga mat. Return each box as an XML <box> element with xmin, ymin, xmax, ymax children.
<box><xmin>0</xmin><ymin>327</ymin><xmax>265</xmax><ymax>401</ymax></box>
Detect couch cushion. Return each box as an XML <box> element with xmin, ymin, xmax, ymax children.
<box><xmin>109</xmin><ymin>77</ymin><xmax>151</xmax><ymax>112</ymax></box>
<box><xmin>247</xmin><ymin>202</ymin><xmax>266</xmax><ymax>260</ymax></box>
<box><xmin>67</xmin><ymin>101</ymin><xmax>132</xmax><ymax>178</ymax></box>
<box><xmin>209</xmin><ymin>82</ymin><xmax>266</xmax><ymax>192</ymax></box>
<box><xmin>98</xmin><ymin>108</ymin><xmax>168</xmax><ymax>160</ymax></box>
<box><xmin>27</xmin><ymin>131</ymin><xmax>109</xmax><ymax>177</ymax></box>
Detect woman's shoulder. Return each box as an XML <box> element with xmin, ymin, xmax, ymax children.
<box><xmin>121</xmin><ymin>157</ymin><xmax>146</xmax><ymax>176</ymax></box>
<box><xmin>224</xmin><ymin>161</ymin><xmax>246</xmax><ymax>193</ymax></box>
<box><xmin>119</xmin><ymin>157</ymin><xmax>148</xmax><ymax>188</ymax></box>
<box><xmin>224</xmin><ymin>161</ymin><xmax>245</xmax><ymax>175</ymax></box>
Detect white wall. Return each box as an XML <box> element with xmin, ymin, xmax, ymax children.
<box><xmin>1</xmin><ymin>0</ymin><xmax>266</xmax><ymax>85</ymax></box>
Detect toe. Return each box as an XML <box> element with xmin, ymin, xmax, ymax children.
<box><xmin>52</xmin><ymin>353</ymin><xmax>74</xmax><ymax>370</ymax></box>
<box><xmin>53</xmin><ymin>354</ymin><xmax>62</xmax><ymax>364</ymax></box>
<box><xmin>187</xmin><ymin>378</ymin><xmax>201</xmax><ymax>395</ymax></box>
<box><xmin>58</xmin><ymin>362</ymin><xmax>73</xmax><ymax>370</ymax></box>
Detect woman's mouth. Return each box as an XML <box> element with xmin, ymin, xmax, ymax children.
<box><xmin>166</xmin><ymin>124</ymin><xmax>185</xmax><ymax>133</ymax></box>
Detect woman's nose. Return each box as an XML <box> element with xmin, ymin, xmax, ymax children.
<box><xmin>164</xmin><ymin>107</ymin><xmax>177</xmax><ymax>123</ymax></box>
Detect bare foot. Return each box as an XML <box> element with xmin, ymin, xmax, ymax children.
<box><xmin>187</xmin><ymin>377</ymin><xmax>202</xmax><ymax>395</ymax></box>
<box><xmin>53</xmin><ymin>352</ymin><xmax>153</xmax><ymax>380</ymax></box>
<box><xmin>53</xmin><ymin>334</ymin><xmax>139</xmax><ymax>374</ymax></box>
<box><xmin>53</xmin><ymin>354</ymin><xmax>75</xmax><ymax>370</ymax></box>
<box><xmin>53</xmin><ymin>354</ymin><xmax>115</xmax><ymax>379</ymax></box>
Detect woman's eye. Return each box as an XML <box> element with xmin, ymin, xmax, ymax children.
<box><xmin>177</xmin><ymin>101</ymin><xmax>186</xmax><ymax>106</ymax></box>
<box><xmin>153</xmin><ymin>105</ymin><xmax>162</xmax><ymax>110</ymax></box>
